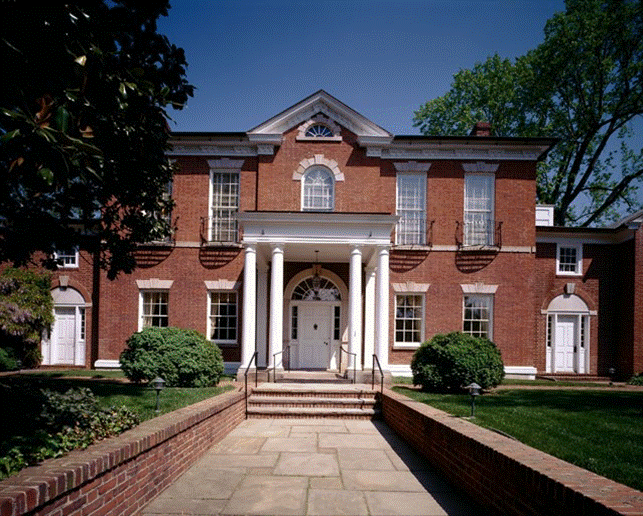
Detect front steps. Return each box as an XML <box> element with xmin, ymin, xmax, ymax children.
<box><xmin>246</xmin><ymin>382</ymin><xmax>380</xmax><ymax>420</ymax></box>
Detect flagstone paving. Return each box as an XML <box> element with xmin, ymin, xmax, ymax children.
<box><xmin>140</xmin><ymin>418</ymin><xmax>484</xmax><ymax>516</ymax></box>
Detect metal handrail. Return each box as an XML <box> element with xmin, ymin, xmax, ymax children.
<box><xmin>372</xmin><ymin>354</ymin><xmax>384</xmax><ymax>394</ymax></box>
<box><xmin>339</xmin><ymin>345</ymin><xmax>356</xmax><ymax>384</ymax></box>
<box><xmin>271</xmin><ymin>345</ymin><xmax>290</xmax><ymax>382</ymax></box>
<box><xmin>243</xmin><ymin>351</ymin><xmax>258</xmax><ymax>418</ymax></box>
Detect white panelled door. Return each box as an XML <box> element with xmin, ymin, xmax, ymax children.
<box><xmin>554</xmin><ymin>315</ymin><xmax>577</xmax><ymax>372</ymax></box>
<box><xmin>52</xmin><ymin>307</ymin><xmax>76</xmax><ymax>365</ymax></box>
<box><xmin>297</xmin><ymin>304</ymin><xmax>331</xmax><ymax>369</ymax></box>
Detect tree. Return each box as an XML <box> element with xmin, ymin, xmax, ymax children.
<box><xmin>0</xmin><ymin>267</ymin><xmax>54</xmax><ymax>367</ymax></box>
<box><xmin>0</xmin><ymin>2</ymin><xmax>193</xmax><ymax>278</ymax></box>
<box><xmin>413</xmin><ymin>0</ymin><xmax>643</xmax><ymax>227</ymax></box>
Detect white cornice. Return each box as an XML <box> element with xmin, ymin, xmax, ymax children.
<box><xmin>370</xmin><ymin>143</ymin><xmax>549</xmax><ymax>161</ymax></box>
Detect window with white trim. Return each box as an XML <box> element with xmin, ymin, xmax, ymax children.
<box><xmin>396</xmin><ymin>173</ymin><xmax>426</xmax><ymax>245</ymax></box>
<box><xmin>463</xmin><ymin>294</ymin><xmax>493</xmax><ymax>339</ymax></box>
<box><xmin>395</xmin><ymin>294</ymin><xmax>424</xmax><ymax>347</ymax></box>
<box><xmin>464</xmin><ymin>174</ymin><xmax>494</xmax><ymax>246</ymax></box>
<box><xmin>54</xmin><ymin>248</ymin><xmax>79</xmax><ymax>268</ymax></box>
<box><xmin>208</xmin><ymin>291</ymin><xmax>237</xmax><ymax>345</ymax></box>
<box><xmin>210</xmin><ymin>169</ymin><xmax>240</xmax><ymax>242</ymax></box>
<box><xmin>557</xmin><ymin>243</ymin><xmax>582</xmax><ymax>275</ymax></box>
<box><xmin>140</xmin><ymin>291</ymin><xmax>169</xmax><ymax>329</ymax></box>
<box><xmin>302</xmin><ymin>166</ymin><xmax>334</xmax><ymax>212</ymax></box>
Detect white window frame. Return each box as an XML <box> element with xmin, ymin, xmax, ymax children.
<box><xmin>464</xmin><ymin>173</ymin><xmax>495</xmax><ymax>246</ymax></box>
<box><xmin>54</xmin><ymin>248</ymin><xmax>79</xmax><ymax>268</ymax></box>
<box><xmin>138</xmin><ymin>290</ymin><xmax>169</xmax><ymax>331</ymax></box>
<box><xmin>207</xmin><ymin>291</ymin><xmax>238</xmax><ymax>346</ymax></box>
<box><xmin>463</xmin><ymin>294</ymin><xmax>494</xmax><ymax>340</ymax></box>
<box><xmin>394</xmin><ymin>293</ymin><xmax>425</xmax><ymax>349</ymax></box>
<box><xmin>396</xmin><ymin>172</ymin><xmax>427</xmax><ymax>246</ymax></box>
<box><xmin>209</xmin><ymin>167</ymin><xmax>240</xmax><ymax>243</ymax></box>
<box><xmin>556</xmin><ymin>243</ymin><xmax>583</xmax><ymax>276</ymax></box>
<box><xmin>301</xmin><ymin>166</ymin><xmax>335</xmax><ymax>212</ymax></box>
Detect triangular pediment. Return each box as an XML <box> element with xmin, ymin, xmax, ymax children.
<box><xmin>247</xmin><ymin>90</ymin><xmax>392</xmax><ymax>143</ymax></box>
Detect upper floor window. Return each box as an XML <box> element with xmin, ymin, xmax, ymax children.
<box><xmin>464</xmin><ymin>173</ymin><xmax>495</xmax><ymax>246</ymax></box>
<box><xmin>557</xmin><ymin>243</ymin><xmax>582</xmax><ymax>275</ymax></box>
<box><xmin>302</xmin><ymin>166</ymin><xmax>334</xmax><ymax>212</ymax></box>
<box><xmin>305</xmin><ymin>124</ymin><xmax>334</xmax><ymax>137</ymax></box>
<box><xmin>210</xmin><ymin>169</ymin><xmax>240</xmax><ymax>242</ymax></box>
<box><xmin>396</xmin><ymin>173</ymin><xmax>426</xmax><ymax>245</ymax></box>
<box><xmin>54</xmin><ymin>248</ymin><xmax>79</xmax><ymax>268</ymax></box>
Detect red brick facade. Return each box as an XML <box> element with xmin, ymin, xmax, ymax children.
<box><xmin>37</xmin><ymin>91</ymin><xmax>643</xmax><ymax>379</ymax></box>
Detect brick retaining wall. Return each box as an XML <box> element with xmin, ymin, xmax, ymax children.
<box><xmin>0</xmin><ymin>389</ymin><xmax>245</xmax><ymax>516</ymax></box>
<box><xmin>381</xmin><ymin>388</ymin><xmax>643</xmax><ymax>516</ymax></box>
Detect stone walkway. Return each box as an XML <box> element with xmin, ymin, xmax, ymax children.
<box><xmin>140</xmin><ymin>418</ymin><xmax>484</xmax><ymax>516</ymax></box>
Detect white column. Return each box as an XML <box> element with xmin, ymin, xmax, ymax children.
<box><xmin>241</xmin><ymin>244</ymin><xmax>257</xmax><ymax>369</ymax></box>
<box><xmin>349</xmin><ymin>246</ymin><xmax>363</xmax><ymax>369</ymax></box>
<box><xmin>269</xmin><ymin>244</ymin><xmax>284</xmax><ymax>369</ymax></box>
<box><xmin>363</xmin><ymin>266</ymin><xmax>376</xmax><ymax>370</ymax></box>
<box><xmin>375</xmin><ymin>246</ymin><xmax>390</xmax><ymax>370</ymax></box>
<box><xmin>256</xmin><ymin>261</ymin><xmax>268</xmax><ymax>368</ymax></box>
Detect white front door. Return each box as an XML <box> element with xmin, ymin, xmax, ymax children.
<box><xmin>297</xmin><ymin>304</ymin><xmax>331</xmax><ymax>369</ymax></box>
<box><xmin>555</xmin><ymin>315</ymin><xmax>576</xmax><ymax>372</ymax></box>
<box><xmin>52</xmin><ymin>307</ymin><xmax>76</xmax><ymax>365</ymax></box>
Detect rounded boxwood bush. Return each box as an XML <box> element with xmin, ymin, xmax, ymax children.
<box><xmin>411</xmin><ymin>332</ymin><xmax>504</xmax><ymax>392</ymax></box>
<box><xmin>120</xmin><ymin>327</ymin><xmax>224</xmax><ymax>387</ymax></box>
<box><xmin>628</xmin><ymin>372</ymin><xmax>643</xmax><ymax>386</ymax></box>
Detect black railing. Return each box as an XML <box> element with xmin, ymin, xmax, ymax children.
<box><xmin>271</xmin><ymin>345</ymin><xmax>291</xmax><ymax>382</ymax></box>
<box><xmin>243</xmin><ymin>351</ymin><xmax>258</xmax><ymax>418</ymax></box>
<box><xmin>372</xmin><ymin>354</ymin><xmax>384</xmax><ymax>394</ymax></box>
<box><xmin>199</xmin><ymin>216</ymin><xmax>240</xmax><ymax>245</ymax></box>
<box><xmin>455</xmin><ymin>220</ymin><xmax>502</xmax><ymax>249</ymax></box>
<box><xmin>339</xmin><ymin>346</ymin><xmax>356</xmax><ymax>384</ymax></box>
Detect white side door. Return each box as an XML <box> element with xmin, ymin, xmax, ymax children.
<box><xmin>52</xmin><ymin>307</ymin><xmax>76</xmax><ymax>365</ymax></box>
<box><xmin>555</xmin><ymin>315</ymin><xmax>577</xmax><ymax>372</ymax></box>
<box><xmin>297</xmin><ymin>304</ymin><xmax>331</xmax><ymax>369</ymax></box>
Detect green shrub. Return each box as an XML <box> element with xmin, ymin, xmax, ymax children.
<box><xmin>120</xmin><ymin>327</ymin><xmax>224</xmax><ymax>387</ymax></box>
<box><xmin>628</xmin><ymin>372</ymin><xmax>643</xmax><ymax>386</ymax></box>
<box><xmin>0</xmin><ymin>387</ymin><xmax>139</xmax><ymax>480</ymax></box>
<box><xmin>411</xmin><ymin>332</ymin><xmax>505</xmax><ymax>392</ymax></box>
<box><xmin>0</xmin><ymin>348</ymin><xmax>18</xmax><ymax>371</ymax></box>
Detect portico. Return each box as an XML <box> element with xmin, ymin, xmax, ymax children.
<box><xmin>237</xmin><ymin>212</ymin><xmax>397</xmax><ymax>377</ymax></box>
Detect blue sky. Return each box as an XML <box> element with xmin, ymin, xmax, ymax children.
<box><xmin>157</xmin><ymin>0</ymin><xmax>566</xmax><ymax>135</ymax></box>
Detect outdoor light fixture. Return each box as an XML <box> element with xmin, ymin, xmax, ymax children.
<box><xmin>151</xmin><ymin>376</ymin><xmax>166</xmax><ymax>414</ymax></box>
<box><xmin>466</xmin><ymin>383</ymin><xmax>481</xmax><ymax>417</ymax></box>
<box><xmin>608</xmin><ymin>367</ymin><xmax>616</xmax><ymax>386</ymax></box>
<box><xmin>311</xmin><ymin>250</ymin><xmax>322</xmax><ymax>299</ymax></box>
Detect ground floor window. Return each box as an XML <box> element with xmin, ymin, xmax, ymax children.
<box><xmin>463</xmin><ymin>294</ymin><xmax>493</xmax><ymax>339</ymax></box>
<box><xmin>395</xmin><ymin>294</ymin><xmax>424</xmax><ymax>347</ymax></box>
<box><xmin>140</xmin><ymin>291</ymin><xmax>169</xmax><ymax>329</ymax></box>
<box><xmin>209</xmin><ymin>291</ymin><xmax>237</xmax><ymax>345</ymax></box>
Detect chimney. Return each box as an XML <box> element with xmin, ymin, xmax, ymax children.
<box><xmin>470</xmin><ymin>122</ymin><xmax>491</xmax><ymax>137</ymax></box>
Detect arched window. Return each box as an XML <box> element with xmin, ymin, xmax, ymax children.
<box><xmin>305</xmin><ymin>124</ymin><xmax>334</xmax><ymax>137</ymax></box>
<box><xmin>292</xmin><ymin>276</ymin><xmax>341</xmax><ymax>301</ymax></box>
<box><xmin>302</xmin><ymin>166</ymin><xmax>334</xmax><ymax>211</ymax></box>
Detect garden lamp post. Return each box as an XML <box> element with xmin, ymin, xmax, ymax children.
<box><xmin>151</xmin><ymin>376</ymin><xmax>165</xmax><ymax>414</ymax></box>
<box><xmin>608</xmin><ymin>367</ymin><xmax>616</xmax><ymax>386</ymax></box>
<box><xmin>466</xmin><ymin>383</ymin><xmax>481</xmax><ymax>418</ymax></box>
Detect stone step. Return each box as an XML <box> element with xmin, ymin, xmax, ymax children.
<box><xmin>246</xmin><ymin>382</ymin><xmax>380</xmax><ymax>420</ymax></box>
<box><xmin>248</xmin><ymin>395</ymin><xmax>376</xmax><ymax>409</ymax></box>
<box><xmin>246</xmin><ymin>406</ymin><xmax>378</xmax><ymax>420</ymax></box>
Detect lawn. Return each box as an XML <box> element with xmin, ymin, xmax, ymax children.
<box><xmin>393</xmin><ymin>386</ymin><xmax>643</xmax><ymax>492</ymax></box>
<box><xmin>1</xmin><ymin>371</ymin><xmax>237</xmax><ymax>422</ymax></box>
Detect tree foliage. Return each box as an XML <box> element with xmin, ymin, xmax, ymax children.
<box><xmin>0</xmin><ymin>267</ymin><xmax>53</xmax><ymax>367</ymax></box>
<box><xmin>0</xmin><ymin>2</ymin><xmax>194</xmax><ymax>278</ymax></box>
<box><xmin>413</xmin><ymin>0</ymin><xmax>643</xmax><ymax>226</ymax></box>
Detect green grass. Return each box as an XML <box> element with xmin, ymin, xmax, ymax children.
<box><xmin>0</xmin><ymin>373</ymin><xmax>237</xmax><ymax>423</ymax></box>
<box><xmin>393</xmin><ymin>386</ymin><xmax>643</xmax><ymax>491</ymax></box>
